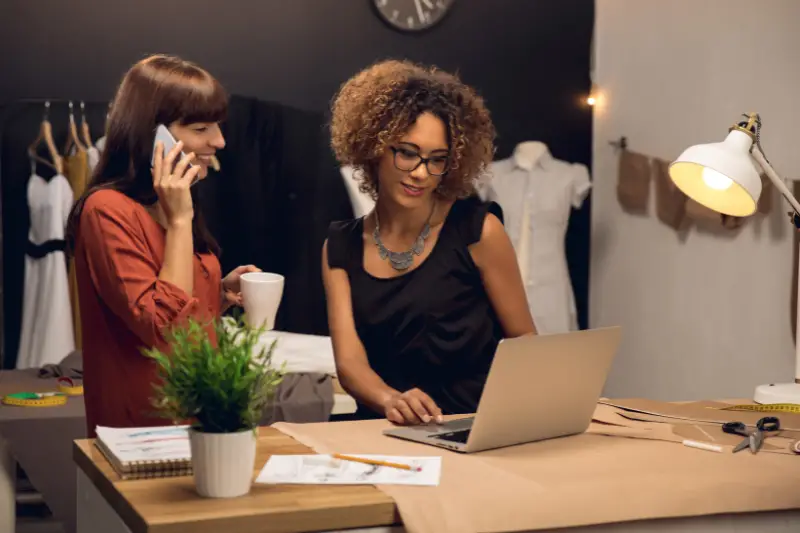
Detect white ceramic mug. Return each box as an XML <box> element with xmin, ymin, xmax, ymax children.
<box><xmin>240</xmin><ymin>272</ymin><xmax>284</xmax><ymax>330</ymax></box>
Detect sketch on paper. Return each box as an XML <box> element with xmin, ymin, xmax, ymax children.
<box><xmin>255</xmin><ymin>454</ymin><xmax>441</xmax><ymax>486</ymax></box>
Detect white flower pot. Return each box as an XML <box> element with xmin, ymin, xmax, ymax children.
<box><xmin>189</xmin><ymin>428</ymin><xmax>257</xmax><ymax>498</ymax></box>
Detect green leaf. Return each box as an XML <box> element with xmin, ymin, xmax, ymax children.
<box><xmin>141</xmin><ymin>314</ymin><xmax>285</xmax><ymax>433</ymax></box>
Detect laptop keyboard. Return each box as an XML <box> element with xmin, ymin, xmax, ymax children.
<box><xmin>434</xmin><ymin>429</ymin><xmax>471</xmax><ymax>443</ymax></box>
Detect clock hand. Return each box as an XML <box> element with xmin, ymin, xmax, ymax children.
<box><xmin>414</xmin><ymin>0</ymin><xmax>426</xmax><ymax>23</ymax></box>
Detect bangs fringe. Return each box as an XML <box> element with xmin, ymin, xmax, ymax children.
<box><xmin>162</xmin><ymin>72</ymin><xmax>229</xmax><ymax>125</ymax></box>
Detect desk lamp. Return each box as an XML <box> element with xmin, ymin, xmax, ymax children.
<box><xmin>669</xmin><ymin>113</ymin><xmax>800</xmax><ymax>404</ymax></box>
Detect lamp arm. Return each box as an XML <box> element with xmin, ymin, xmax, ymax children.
<box><xmin>751</xmin><ymin>146</ymin><xmax>800</xmax><ymax>383</ymax></box>
<box><xmin>750</xmin><ymin>146</ymin><xmax>800</xmax><ymax>215</ymax></box>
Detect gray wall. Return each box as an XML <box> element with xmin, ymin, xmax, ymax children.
<box><xmin>591</xmin><ymin>0</ymin><xmax>800</xmax><ymax>401</ymax></box>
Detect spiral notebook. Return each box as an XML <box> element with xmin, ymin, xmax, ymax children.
<box><xmin>94</xmin><ymin>425</ymin><xmax>192</xmax><ymax>480</ymax></box>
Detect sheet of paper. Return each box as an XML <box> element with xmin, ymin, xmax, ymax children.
<box><xmin>259</xmin><ymin>331</ymin><xmax>337</xmax><ymax>375</ymax></box>
<box><xmin>222</xmin><ymin>318</ymin><xmax>337</xmax><ymax>375</ymax></box>
<box><xmin>255</xmin><ymin>454</ymin><xmax>441</xmax><ymax>486</ymax></box>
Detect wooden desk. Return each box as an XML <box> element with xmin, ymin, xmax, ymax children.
<box><xmin>73</xmin><ymin>427</ymin><xmax>397</xmax><ymax>533</ymax></box>
<box><xmin>2</xmin><ymin>373</ymin><xmax>356</xmax><ymax>533</ymax></box>
<box><xmin>75</xmin><ymin>399</ymin><xmax>800</xmax><ymax>533</ymax></box>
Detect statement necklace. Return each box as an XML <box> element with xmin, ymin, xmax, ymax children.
<box><xmin>372</xmin><ymin>202</ymin><xmax>435</xmax><ymax>271</ymax></box>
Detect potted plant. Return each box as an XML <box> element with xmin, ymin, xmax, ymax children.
<box><xmin>143</xmin><ymin>315</ymin><xmax>283</xmax><ymax>498</ymax></box>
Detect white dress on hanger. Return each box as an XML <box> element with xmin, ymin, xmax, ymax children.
<box><xmin>87</xmin><ymin>145</ymin><xmax>100</xmax><ymax>171</ymax></box>
<box><xmin>17</xmin><ymin>173</ymin><xmax>76</xmax><ymax>369</ymax></box>
<box><xmin>490</xmin><ymin>142</ymin><xmax>591</xmax><ymax>334</ymax></box>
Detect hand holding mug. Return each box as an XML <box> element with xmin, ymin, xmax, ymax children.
<box><xmin>222</xmin><ymin>265</ymin><xmax>261</xmax><ymax>307</ymax></box>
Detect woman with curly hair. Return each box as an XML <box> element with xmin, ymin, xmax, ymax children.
<box><xmin>323</xmin><ymin>60</ymin><xmax>536</xmax><ymax>426</ymax></box>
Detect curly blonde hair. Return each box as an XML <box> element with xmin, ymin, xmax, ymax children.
<box><xmin>330</xmin><ymin>59</ymin><xmax>496</xmax><ymax>200</ymax></box>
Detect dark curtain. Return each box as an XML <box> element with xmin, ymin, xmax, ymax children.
<box><xmin>194</xmin><ymin>95</ymin><xmax>352</xmax><ymax>335</ymax></box>
<box><xmin>0</xmin><ymin>96</ymin><xmax>352</xmax><ymax>368</ymax></box>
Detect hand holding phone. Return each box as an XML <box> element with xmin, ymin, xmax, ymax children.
<box><xmin>151</xmin><ymin>127</ymin><xmax>199</xmax><ymax>227</ymax></box>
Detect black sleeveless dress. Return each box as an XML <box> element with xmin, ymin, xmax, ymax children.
<box><xmin>326</xmin><ymin>196</ymin><xmax>505</xmax><ymax>418</ymax></box>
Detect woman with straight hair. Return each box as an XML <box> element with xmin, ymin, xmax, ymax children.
<box><xmin>66</xmin><ymin>55</ymin><xmax>258</xmax><ymax>436</ymax></box>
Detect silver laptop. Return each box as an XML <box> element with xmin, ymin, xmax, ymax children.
<box><xmin>383</xmin><ymin>326</ymin><xmax>621</xmax><ymax>453</ymax></box>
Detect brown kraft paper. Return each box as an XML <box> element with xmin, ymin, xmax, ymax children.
<box><xmin>617</xmin><ymin>150</ymin><xmax>651</xmax><ymax>213</ymax></box>
<box><xmin>591</xmin><ymin>403</ymin><xmax>800</xmax><ymax>455</ymax></box>
<box><xmin>273</xmin><ymin>410</ymin><xmax>800</xmax><ymax>533</ymax></box>
<box><xmin>652</xmin><ymin>158</ymin><xmax>688</xmax><ymax>230</ymax></box>
<box><xmin>598</xmin><ymin>397</ymin><xmax>800</xmax><ymax>430</ymax></box>
<box><xmin>686</xmin><ymin>199</ymin><xmax>746</xmax><ymax>230</ymax></box>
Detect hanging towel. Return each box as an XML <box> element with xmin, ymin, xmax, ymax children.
<box><xmin>653</xmin><ymin>158</ymin><xmax>688</xmax><ymax>230</ymax></box>
<box><xmin>617</xmin><ymin>150</ymin><xmax>651</xmax><ymax>213</ymax></box>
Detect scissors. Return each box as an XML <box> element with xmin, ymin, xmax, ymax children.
<box><xmin>722</xmin><ymin>416</ymin><xmax>780</xmax><ymax>454</ymax></box>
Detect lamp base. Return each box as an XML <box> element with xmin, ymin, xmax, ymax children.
<box><xmin>753</xmin><ymin>383</ymin><xmax>800</xmax><ymax>404</ymax></box>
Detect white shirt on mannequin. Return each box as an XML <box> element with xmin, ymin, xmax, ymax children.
<box><xmin>340</xmin><ymin>165</ymin><xmax>376</xmax><ymax>218</ymax></box>
<box><xmin>489</xmin><ymin>141</ymin><xmax>591</xmax><ymax>334</ymax></box>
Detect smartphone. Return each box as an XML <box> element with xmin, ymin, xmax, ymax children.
<box><xmin>151</xmin><ymin>124</ymin><xmax>197</xmax><ymax>182</ymax></box>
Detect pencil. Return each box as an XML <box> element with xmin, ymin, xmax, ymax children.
<box><xmin>332</xmin><ymin>454</ymin><xmax>422</xmax><ymax>472</ymax></box>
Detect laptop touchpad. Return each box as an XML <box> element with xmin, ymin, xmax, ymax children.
<box><xmin>432</xmin><ymin>417</ymin><xmax>474</xmax><ymax>434</ymax></box>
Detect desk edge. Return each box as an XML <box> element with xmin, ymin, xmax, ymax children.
<box><xmin>73</xmin><ymin>440</ymin><xmax>149</xmax><ymax>533</ymax></box>
<box><xmin>73</xmin><ymin>432</ymin><xmax>400</xmax><ymax>533</ymax></box>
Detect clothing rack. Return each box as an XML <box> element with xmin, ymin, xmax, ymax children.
<box><xmin>0</xmin><ymin>99</ymin><xmax>112</xmax><ymax>369</ymax></box>
<box><xmin>1</xmin><ymin>97</ymin><xmax>111</xmax><ymax>108</ymax></box>
<box><xmin>0</xmin><ymin>98</ymin><xmax>111</xmax><ymax>176</ymax></box>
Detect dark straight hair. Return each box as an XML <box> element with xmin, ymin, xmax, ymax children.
<box><xmin>66</xmin><ymin>54</ymin><xmax>227</xmax><ymax>256</ymax></box>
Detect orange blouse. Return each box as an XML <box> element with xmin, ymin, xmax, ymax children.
<box><xmin>74</xmin><ymin>189</ymin><xmax>222</xmax><ymax>437</ymax></box>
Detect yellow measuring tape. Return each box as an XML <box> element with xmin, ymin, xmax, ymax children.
<box><xmin>1</xmin><ymin>378</ymin><xmax>83</xmax><ymax>407</ymax></box>
<box><xmin>714</xmin><ymin>403</ymin><xmax>800</xmax><ymax>414</ymax></box>
<box><xmin>2</xmin><ymin>392</ymin><xmax>67</xmax><ymax>407</ymax></box>
<box><xmin>715</xmin><ymin>405</ymin><xmax>800</xmax><ymax>453</ymax></box>
<box><xmin>56</xmin><ymin>377</ymin><xmax>84</xmax><ymax>396</ymax></box>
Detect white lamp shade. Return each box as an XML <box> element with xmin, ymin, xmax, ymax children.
<box><xmin>668</xmin><ymin>129</ymin><xmax>762</xmax><ymax>217</ymax></box>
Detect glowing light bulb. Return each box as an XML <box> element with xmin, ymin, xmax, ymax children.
<box><xmin>702</xmin><ymin>167</ymin><xmax>733</xmax><ymax>190</ymax></box>
<box><xmin>587</xmin><ymin>96</ymin><xmax>596</xmax><ymax>106</ymax></box>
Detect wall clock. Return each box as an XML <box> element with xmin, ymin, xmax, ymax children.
<box><xmin>372</xmin><ymin>0</ymin><xmax>454</xmax><ymax>33</ymax></box>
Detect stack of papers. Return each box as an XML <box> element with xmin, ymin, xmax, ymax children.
<box><xmin>256</xmin><ymin>454</ymin><xmax>441</xmax><ymax>486</ymax></box>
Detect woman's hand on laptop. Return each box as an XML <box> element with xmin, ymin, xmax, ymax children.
<box><xmin>383</xmin><ymin>388</ymin><xmax>444</xmax><ymax>426</ymax></box>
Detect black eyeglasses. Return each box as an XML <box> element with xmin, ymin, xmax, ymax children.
<box><xmin>390</xmin><ymin>146</ymin><xmax>449</xmax><ymax>176</ymax></box>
